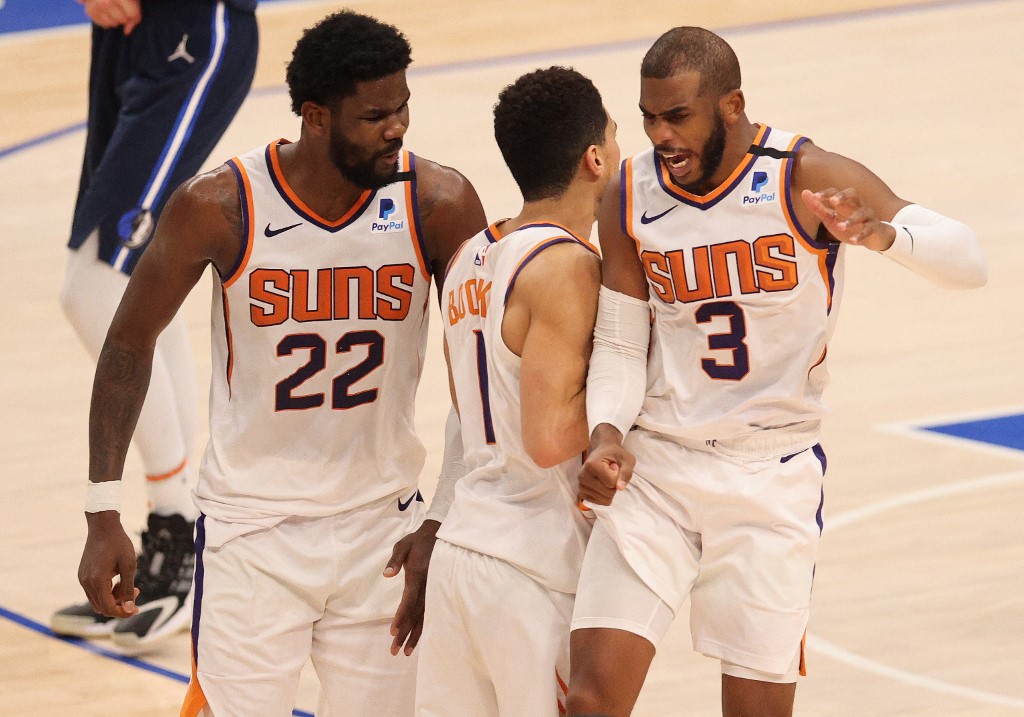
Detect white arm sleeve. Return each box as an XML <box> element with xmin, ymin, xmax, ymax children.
<box><xmin>586</xmin><ymin>286</ymin><xmax>651</xmax><ymax>437</ymax></box>
<box><xmin>881</xmin><ymin>204</ymin><xmax>987</xmax><ymax>290</ymax></box>
<box><xmin>424</xmin><ymin>407</ymin><xmax>465</xmax><ymax>523</ymax></box>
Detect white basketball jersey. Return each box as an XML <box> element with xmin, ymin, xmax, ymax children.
<box><xmin>195</xmin><ymin>140</ymin><xmax>432</xmax><ymax>528</ymax></box>
<box><xmin>438</xmin><ymin>222</ymin><xmax>596</xmax><ymax>594</ymax></box>
<box><xmin>624</xmin><ymin>126</ymin><xmax>846</xmax><ymax>443</ymax></box>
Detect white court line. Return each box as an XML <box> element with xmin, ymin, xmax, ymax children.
<box><xmin>879</xmin><ymin>407</ymin><xmax>1024</xmax><ymax>463</ymax></box>
<box><xmin>807</xmin><ymin>470</ymin><xmax>1024</xmax><ymax>708</ymax></box>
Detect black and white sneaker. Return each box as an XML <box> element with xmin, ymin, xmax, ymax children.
<box><xmin>110</xmin><ymin>512</ymin><xmax>196</xmax><ymax>654</ymax></box>
<box><xmin>50</xmin><ymin>601</ymin><xmax>119</xmax><ymax>638</ymax></box>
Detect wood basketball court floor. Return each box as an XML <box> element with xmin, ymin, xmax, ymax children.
<box><xmin>0</xmin><ymin>0</ymin><xmax>1021</xmax><ymax>714</ymax></box>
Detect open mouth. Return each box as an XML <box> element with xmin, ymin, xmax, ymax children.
<box><xmin>660</xmin><ymin>152</ymin><xmax>693</xmax><ymax>173</ymax></box>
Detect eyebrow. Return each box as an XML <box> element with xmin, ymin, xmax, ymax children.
<box><xmin>364</xmin><ymin>92</ymin><xmax>412</xmax><ymax>115</ymax></box>
<box><xmin>638</xmin><ymin>103</ymin><xmax>689</xmax><ymax>117</ymax></box>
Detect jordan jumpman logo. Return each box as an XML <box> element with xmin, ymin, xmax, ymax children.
<box><xmin>167</xmin><ymin>35</ymin><xmax>195</xmax><ymax>64</ymax></box>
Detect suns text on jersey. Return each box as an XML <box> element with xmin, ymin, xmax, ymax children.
<box><xmin>248</xmin><ymin>264</ymin><xmax>416</xmax><ymax>325</ymax></box>
<box><xmin>642</xmin><ymin>233</ymin><xmax>798</xmax><ymax>304</ymax></box>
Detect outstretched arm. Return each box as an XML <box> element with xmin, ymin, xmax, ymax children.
<box><xmin>79</xmin><ymin>168</ymin><xmax>241</xmax><ymax>618</ymax></box>
<box><xmin>794</xmin><ymin>143</ymin><xmax>987</xmax><ymax>289</ymax></box>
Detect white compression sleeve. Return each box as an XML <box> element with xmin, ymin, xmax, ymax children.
<box><xmin>586</xmin><ymin>286</ymin><xmax>651</xmax><ymax>437</ymax></box>
<box><xmin>881</xmin><ymin>204</ymin><xmax>987</xmax><ymax>289</ymax></box>
<box><xmin>424</xmin><ymin>407</ymin><xmax>465</xmax><ymax>523</ymax></box>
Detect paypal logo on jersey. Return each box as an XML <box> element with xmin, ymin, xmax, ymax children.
<box><xmin>372</xmin><ymin>197</ymin><xmax>405</xmax><ymax>233</ymax></box>
<box><xmin>742</xmin><ymin>170</ymin><xmax>776</xmax><ymax>205</ymax></box>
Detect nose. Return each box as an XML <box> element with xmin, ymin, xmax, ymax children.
<box><xmin>648</xmin><ymin>117</ymin><xmax>677</xmax><ymax>149</ymax></box>
<box><xmin>383</xmin><ymin>112</ymin><xmax>408</xmax><ymax>141</ymax></box>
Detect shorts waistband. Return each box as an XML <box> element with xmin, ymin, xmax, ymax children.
<box><xmin>637</xmin><ymin>421</ymin><xmax>821</xmax><ymax>461</ymax></box>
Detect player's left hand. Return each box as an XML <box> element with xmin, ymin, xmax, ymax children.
<box><xmin>383</xmin><ymin>519</ymin><xmax>440</xmax><ymax>656</ymax></box>
<box><xmin>801</xmin><ymin>188</ymin><xmax>896</xmax><ymax>252</ymax></box>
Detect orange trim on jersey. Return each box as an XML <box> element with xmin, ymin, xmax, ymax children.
<box><xmin>779</xmin><ymin>134</ymin><xmax>832</xmax><ymax>311</ymax></box>
<box><xmin>799</xmin><ymin>631</ymin><xmax>807</xmax><ymax>676</ymax></box>
<box><xmin>180</xmin><ymin>644</ymin><xmax>209</xmax><ymax>717</ymax></box>
<box><xmin>223</xmin><ymin>159</ymin><xmax>255</xmax><ymax>290</ymax></box>
<box><xmin>555</xmin><ymin>667</ymin><xmax>568</xmax><ymax>694</ymax></box>
<box><xmin>486</xmin><ymin>219</ymin><xmax>507</xmax><ymax>242</ymax></box>
<box><xmin>146</xmin><ymin>458</ymin><xmax>188</xmax><ymax>482</ymax></box>
<box><xmin>622</xmin><ymin>158</ymin><xmax>641</xmax><ymax>254</ymax></box>
<box><xmin>658</xmin><ymin>124</ymin><xmax>769</xmax><ymax>205</ymax></box>
<box><xmin>811</xmin><ymin>345</ymin><xmax>827</xmax><ymax>371</ymax></box>
<box><xmin>403</xmin><ymin>151</ymin><xmax>431</xmax><ymax>281</ymax></box>
<box><xmin>268</xmin><ymin>140</ymin><xmax>373</xmax><ymax>228</ymax></box>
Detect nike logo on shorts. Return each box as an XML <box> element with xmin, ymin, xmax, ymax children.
<box><xmin>398</xmin><ymin>490</ymin><xmax>424</xmax><ymax>511</ymax></box>
<box><xmin>264</xmin><ymin>222</ymin><xmax>302</xmax><ymax>237</ymax></box>
<box><xmin>640</xmin><ymin>206</ymin><xmax>676</xmax><ymax>224</ymax></box>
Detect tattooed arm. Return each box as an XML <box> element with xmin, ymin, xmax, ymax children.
<box><xmin>79</xmin><ymin>166</ymin><xmax>242</xmax><ymax>618</ymax></box>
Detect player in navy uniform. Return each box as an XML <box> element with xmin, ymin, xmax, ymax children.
<box><xmin>53</xmin><ymin>0</ymin><xmax>259</xmax><ymax>651</ymax></box>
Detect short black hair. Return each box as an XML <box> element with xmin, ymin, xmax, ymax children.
<box><xmin>286</xmin><ymin>11</ymin><xmax>412</xmax><ymax>115</ymax></box>
<box><xmin>641</xmin><ymin>26</ymin><xmax>741</xmax><ymax>97</ymax></box>
<box><xmin>493</xmin><ymin>66</ymin><xmax>607</xmax><ymax>202</ymax></box>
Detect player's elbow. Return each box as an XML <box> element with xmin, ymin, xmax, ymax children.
<box><xmin>954</xmin><ymin>256</ymin><xmax>988</xmax><ymax>290</ymax></box>
<box><xmin>524</xmin><ymin>428</ymin><xmax>585</xmax><ymax>469</ymax></box>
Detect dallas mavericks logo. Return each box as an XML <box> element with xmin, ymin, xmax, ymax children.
<box><xmin>742</xmin><ymin>170</ymin><xmax>776</xmax><ymax>205</ymax></box>
<box><xmin>118</xmin><ymin>207</ymin><xmax>155</xmax><ymax>249</ymax></box>
<box><xmin>371</xmin><ymin>197</ymin><xmax>405</xmax><ymax>233</ymax></box>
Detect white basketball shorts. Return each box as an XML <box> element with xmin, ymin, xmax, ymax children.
<box><xmin>181</xmin><ymin>491</ymin><xmax>425</xmax><ymax>716</ymax></box>
<box><xmin>416</xmin><ymin>540</ymin><xmax>574</xmax><ymax>716</ymax></box>
<box><xmin>575</xmin><ymin>428</ymin><xmax>825</xmax><ymax>677</ymax></box>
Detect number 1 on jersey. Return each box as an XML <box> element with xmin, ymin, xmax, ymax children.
<box><xmin>473</xmin><ymin>330</ymin><xmax>497</xmax><ymax>444</ymax></box>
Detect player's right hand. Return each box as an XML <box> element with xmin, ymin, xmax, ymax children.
<box><xmin>81</xmin><ymin>0</ymin><xmax>142</xmax><ymax>35</ymax></box>
<box><xmin>578</xmin><ymin>425</ymin><xmax>636</xmax><ymax>506</ymax></box>
<box><xmin>78</xmin><ymin>511</ymin><xmax>140</xmax><ymax>619</ymax></box>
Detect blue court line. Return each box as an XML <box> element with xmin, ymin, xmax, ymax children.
<box><xmin>0</xmin><ymin>605</ymin><xmax>315</xmax><ymax>717</ymax></box>
<box><xmin>920</xmin><ymin>413</ymin><xmax>1024</xmax><ymax>453</ymax></box>
<box><xmin>0</xmin><ymin>0</ymin><xmax>1006</xmax><ymax>161</ymax></box>
<box><xmin>0</xmin><ymin>121</ymin><xmax>86</xmax><ymax>161</ymax></box>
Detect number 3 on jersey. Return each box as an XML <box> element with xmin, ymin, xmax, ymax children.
<box><xmin>695</xmin><ymin>300</ymin><xmax>750</xmax><ymax>381</ymax></box>
<box><xmin>275</xmin><ymin>330</ymin><xmax>385</xmax><ymax>411</ymax></box>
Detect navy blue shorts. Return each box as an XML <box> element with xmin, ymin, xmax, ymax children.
<box><xmin>69</xmin><ymin>0</ymin><xmax>258</xmax><ymax>274</ymax></box>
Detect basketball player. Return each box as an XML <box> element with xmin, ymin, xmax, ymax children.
<box><xmin>52</xmin><ymin>0</ymin><xmax>258</xmax><ymax>650</ymax></box>
<box><xmin>414</xmin><ymin>67</ymin><xmax>617</xmax><ymax>717</ymax></box>
<box><xmin>567</xmin><ymin>27</ymin><xmax>987</xmax><ymax>717</ymax></box>
<box><xmin>75</xmin><ymin>11</ymin><xmax>485</xmax><ymax>716</ymax></box>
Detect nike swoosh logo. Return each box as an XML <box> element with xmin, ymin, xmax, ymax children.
<box><xmin>264</xmin><ymin>222</ymin><xmax>302</xmax><ymax>237</ymax></box>
<box><xmin>398</xmin><ymin>490</ymin><xmax>423</xmax><ymax>512</ymax></box>
<box><xmin>639</xmin><ymin>206</ymin><xmax>676</xmax><ymax>224</ymax></box>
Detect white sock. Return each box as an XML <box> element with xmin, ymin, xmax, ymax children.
<box><xmin>146</xmin><ymin>459</ymin><xmax>200</xmax><ymax>521</ymax></box>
